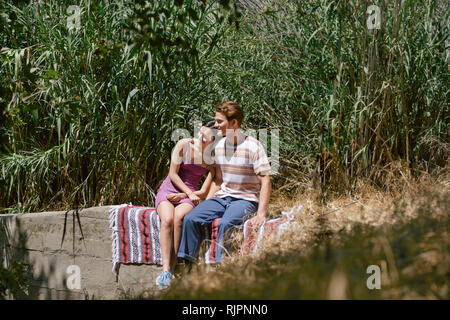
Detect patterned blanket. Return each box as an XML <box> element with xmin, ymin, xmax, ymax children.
<box><xmin>109</xmin><ymin>205</ymin><xmax>161</xmax><ymax>275</ymax></box>
<box><xmin>242</xmin><ymin>205</ymin><xmax>303</xmax><ymax>255</ymax></box>
<box><xmin>109</xmin><ymin>204</ymin><xmax>224</xmax><ymax>276</ymax></box>
<box><xmin>109</xmin><ymin>204</ymin><xmax>302</xmax><ymax>277</ymax></box>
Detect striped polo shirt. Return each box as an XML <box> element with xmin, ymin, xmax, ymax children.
<box><xmin>214</xmin><ymin>135</ymin><xmax>271</xmax><ymax>202</ymax></box>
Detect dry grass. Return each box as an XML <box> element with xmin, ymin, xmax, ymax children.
<box><xmin>147</xmin><ymin>169</ymin><xmax>449</xmax><ymax>300</ymax></box>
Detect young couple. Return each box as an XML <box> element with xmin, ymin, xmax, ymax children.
<box><xmin>154</xmin><ymin>101</ymin><xmax>272</xmax><ymax>289</ymax></box>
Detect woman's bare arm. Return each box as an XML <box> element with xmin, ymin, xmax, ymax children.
<box><xmin>168</xmin><ymin>139</ymin><xmax>196</xmax><ymax>196</ymax></box>
<box><xmin>169</xmin><ymin>166</ymin><xmax>214</xmax><ymax>199</ymax></box>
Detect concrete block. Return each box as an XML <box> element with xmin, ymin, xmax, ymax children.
<box><xmin>0</xmin><ymin>206</ymin><xmax>162</xmax><ymax>299</ymax></box>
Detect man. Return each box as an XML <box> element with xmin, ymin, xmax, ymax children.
<box><xmin>177</xmin><ymin>101</ymin><xmax>272</xmax><ymax>263</ymax></box>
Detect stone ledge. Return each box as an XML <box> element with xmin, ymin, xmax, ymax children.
<box><xmin>0</xmin><ymin>206</ymin><xmax>162</xmax><ymax>300</ymax></box>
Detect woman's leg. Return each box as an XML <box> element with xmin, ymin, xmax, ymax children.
<box><xmin>156</xmin><ymin>201</ymin><xmax>175</xmax><ymax>272</ymax></box>
<box><xmin>172</xmin><ymin>203</ymin><xmax>194</xmax><ymax>268</ymax></box>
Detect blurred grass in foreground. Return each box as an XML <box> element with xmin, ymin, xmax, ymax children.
<box><xmin>153</xmin><ymin>174</ymin><xmax>449</xmax><ymax>300</ymax></box>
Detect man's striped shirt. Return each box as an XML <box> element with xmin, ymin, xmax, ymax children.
<box><xmin>214</xmin><ymin>135</ymin><xmax>271</xmax><ymax>202</ymax></box>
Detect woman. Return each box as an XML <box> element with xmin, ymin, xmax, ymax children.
<box><xmin>155</xmin><ymin>120</ymin><xmax>216</xmax><ymax>289</ymax></box>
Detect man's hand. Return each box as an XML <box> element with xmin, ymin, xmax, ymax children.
<box><xmin>249</xmin><ymin>214</ymin><xmax>266</xmax><ymax>229</ymax></box>
<box><xmin>187</xmin><ymin>192</ymin><xmax>201</xmax><ymax>206</ymax></box>
<box><xmin>249</xmin><ymin>174</ymin><xmax>271</xmax><ymax>230</ymax></box>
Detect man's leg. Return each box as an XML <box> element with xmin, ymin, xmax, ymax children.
<box><xmin>172</xmin><ymin>203</ymin><xmax>194</xmax><ymax>270</ymax></box>
<box><xmin>214</xmin><ymin>198</ymin><xmax>258</xmax><ymax>262</ymax></box>
<box><xmin>177</xmin><ymin>197</ymin><xmax>227</xmax><ymax>262</ymax></box>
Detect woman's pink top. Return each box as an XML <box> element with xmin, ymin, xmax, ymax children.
<box><xmin>155</xmin><ymin>141</ymin><xmax>207</xmax><ymax>209</ymax></box>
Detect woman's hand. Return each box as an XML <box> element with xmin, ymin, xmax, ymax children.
<box><xmin>167</xmin><ymin>193</ymin><xmax>187</xmax><ymax>203</ymax></box>
<box><xmin>187</xmin><ymin>192</ymin><xmax>201</xmax><ymax>206</ymax></box>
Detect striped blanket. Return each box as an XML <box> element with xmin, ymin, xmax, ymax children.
<box><xmin>109</xmin><ymin>205</ymin><xmax>161</xmax><ymax>274</ymax></box>
<box><xmin>109</xmin><ymin>204</ymin><xmax>226</xmax><ymax>276</ymax></box>
<box><xmin>203</xmin><ymin>217</ymin><xmax>230</xmax><ymax>264</ymax></box>
<box><xmin>109</xmin><ymin>204</ymin><xmax>303</xmax><ymax>276</ymax></box>
<box><xmin>242</xmin><ymin>205</ymin><xmax>302</xmax><ymax>255</ymax></box>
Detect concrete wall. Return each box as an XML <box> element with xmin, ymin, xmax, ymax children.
<box><xmin>0</xmin><ymin>206</ymin><xmax>162</xmax><ymax>299</ymax></box>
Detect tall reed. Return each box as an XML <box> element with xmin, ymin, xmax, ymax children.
<box><xmin>0</xmin><ymin>0</ymin><xmax>448</xmax><ymax>213</ymax></box>
<box><xmin>195</xmin><ymin>0</ymin><xmax>448</xmax><ymax>193</ymax></box>
<box><xmin>0</xmin><ymin>0</ymin><xmax>229</xmax><ymax>212</ymax></box>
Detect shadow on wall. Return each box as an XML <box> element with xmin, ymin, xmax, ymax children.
<box><xmin>1</xmin><ymin>206</ymin><xmax>164</xmax><ymax>300</ymax></box>
<box><xmin>0</xmin><ymin>214</ymin><xmax>80</xmax><ymax>300</ymax></box>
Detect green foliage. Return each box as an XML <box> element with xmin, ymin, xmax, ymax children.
<box><xmin>0</xmin><ymin>260</ymin><xmax>29</xmax><ymax>299</ymax></box>
<box><xmin>0</xmin><ymin>0</ymin><xmax>448</xmax><ymax>212</ymax></box>
<box><xmin>198</xmin><ymin>0</ymin><xmax>449</xmax><ymax>189</ymax></box>
<box><xmin>127</xmin><ymin>0</ymin><xmax>233</xmax><ymax>78</ymax></box>
<box><xmin>0</xmin><ymin>0</ymin><xmax>229</xmax><ymax>212</ymax></box>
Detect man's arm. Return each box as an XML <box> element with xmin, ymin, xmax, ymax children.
<box><xmin>206</xmin><ymin>166</ymin><xmax>222</xmax><ymax>199</ymax></box>
<box><xmin>195</xmin><ymin>170</ymin><xmax>214</xmax><ymax>199</ymax></box>
<box><xmin>249</xmin><ymin>174</ymin><xmax>271</xmax><ymax>227</ymax></box>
